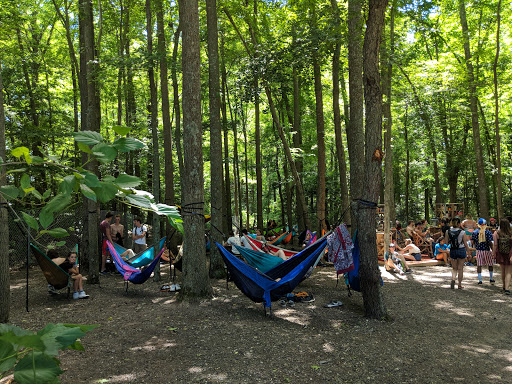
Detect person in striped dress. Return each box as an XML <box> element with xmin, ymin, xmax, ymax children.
<box><xmin>471</xmin><ymin>218</ymin><xmax>495</xmax><ymax>285</ymax></box>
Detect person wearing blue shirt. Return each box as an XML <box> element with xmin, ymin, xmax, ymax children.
<box><xmin>434</xmin><ymin>238</ymin><xmax>451</xmax><ymax>266</ymax></box>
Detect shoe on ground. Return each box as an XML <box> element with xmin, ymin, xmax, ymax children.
<box><xmin>324</xmin><ymin>300</ymin><xmax>343</xmax><ymax>308</ymax></box>
<box><xmin>100</xmin><ymin>270</ymin><xmax>108</xmax><ymax>276</ymax></box>
<box><xmin>169</xmin><ymin>284</ymin><xmax>177</xmax><ymax>292</ymax></box>
<box><xmin>505</xmin><ymin>290</ymin><xmax>511</xmax><ymax>296</ymax></box>
<box><xmin>78</xmin><ymin>291</ymin><xmax>89</xmax><ymax>299</ymax></box>
<box><xmin>73</xmin><ymin>291</ymin><xmax>79</xmax><ymax>300</ymax></box>
<box><xmin>400</xmin><ymin>271</ymin><xmax>405</xmax><ymax>275</ymax></box>
<box><xmin>478</xmin><ymin>281</ymin><xmax>483</xmax><ymax>285</ymax></box>
<box><xmin>174</xmin><ymin>284</ymin><xmax>181</xmax><ymax>291</ymax></box>
<box><xmin>490</xmin><ymin>279</ymin><xmax>495</xmax><ymax>284</ymax></box>
<box><xmin>279</xmin><ymin>299</ymin><xmax>287</xmax><ymax>307</ymax></box>
<box><xmin>302</xmin><ymin>295</ymin><xmax>315</xmax><ymax>303</ymax></box>
<box><xmin>160</xmin><ymin>285</ymin><xmax>170</xmax><ymax>292</ymax></box>
<box><xmin>287</xmin><ymin>300</ymin><xmax>295</xmax><ymax>308</ymax></box>
<box><xmin>405</xmin><ymin>269</ymin><xmax>413</xmax><ymax>274</ymax></box>
<box><xmin>48</xmin><ymin>284</ymin><xmax>57</xmax><ymax>295</ymax></box>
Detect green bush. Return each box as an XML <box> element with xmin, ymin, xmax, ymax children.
<box><xmin>0</xmin><ymin>323</ymin><xmax>97</xmax><ymax>384</ymax></box>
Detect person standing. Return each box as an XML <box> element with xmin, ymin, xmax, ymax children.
<box><xmin>493</xmin><ymin>218</ymin><xmax>512</xmax><ymax>295</ymax></box>
<box><xmin>99</xmin><ymin>212</ymin><xmax>114</xmax><ymax>275</ymax></box>
<box><xmin>445</xmin><ymin>217</ymin><xmax>471</xmax><ymax>289</ymax></box>
<box><xmin>132</xmin><ymin>217</ymin><xmax>148</xmax><ymax>254</ymax></box>
<box><xmin>471</xmin><ymin>218</ymin><xmax>495</xmax><ymax>285</ymax></box>
<box><xmin>110</xmin><ymin>214</ymin><xmax>124</xmax><ymax>246</ymax></box>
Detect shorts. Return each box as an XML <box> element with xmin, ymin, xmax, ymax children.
<box><xmin>102</xmin><ymin>239</ymin><xmax>110</xmax><ymax>256</ymax></box>
<box><xmin>450</xmin><ymin>247</ymin><xmax>467</xmax><ymax>260</ymax></box>
<box><xmin>412</xmin><ymin>253</ymin><xmax>421</xmax><ymax>261</ymax></box>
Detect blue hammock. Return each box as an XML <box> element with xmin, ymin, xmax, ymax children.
<box><xmin>233</xmin><ymin>245</ymin><xmax>284</xmax><ymax>272</ymax></box>
<box><xmin>344</xmin><ymin>233</ymin><xmax>383</xmax><ymax>294</ymax></box>
<box><xmin>112</xmin><ymin>237</ymin><xmax>166</xmax><ymax>268</ymax></box>
<box><xmin>106</xmin><ymin>241</ymin><xmax>164</xmax><ymax>286</ymax></box>
<box><xmin>217</xmin><ymin>238</ymin><xmax>328</xmax><ymax>309</ymax></box>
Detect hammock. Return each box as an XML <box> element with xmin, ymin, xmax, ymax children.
<box><xmin>281</xmin><ymin>231</ymin><xmax>293</xmax><ymax>245</ymax></box>
<box><xmin>268</xmin><ymin>231</ymin><xmax>290</xmax><ymax>246</ymax></box>
<box><xmin>233</xmin><ymin>244</ymin><xmax>284</xmax><ymax>272</ymax></box>
<box><xmin>30</xmin><ymin>243</ymin><xmax>71</xmax><ymax>296</ymax></box>
<box><xmin>243</xmin><ymin>235</ymin><xmax>299</xmax><ymax>258</ymax></box>
<box><xmin>106</xmin><ymin>241</ymin><xmax>165</xmax><ymax>286</ymax></box>
<box><xmin>218</xmin><ymin>237</ymin><xmax>328</xmax><ymax>309</ymax></box>
<box><xmin>112</xmin><ymin>237</ymin><xmax>167</xmax><ymax>268</ymax></box>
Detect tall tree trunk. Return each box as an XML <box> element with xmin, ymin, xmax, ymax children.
<box><xmin>493</xmin><ymin>0</ymin><xmax>503</xmax><ymax>218</ymax></box>
<box><xmin>331</xmin><ymin>0</ymin><xmax>350</xmax><ymax>227</ymax></box>
<box><xmin>0</xmin><ymin>57</ymin><xmax>10</xmax><ymax>323</ymax></box>
<box><xmin>157</xmin><ymin>0</ymin><xmax>176</xmax><ymax>224</ymax></box>
<box><xmin>404</xmin><ymin>104</ymin><xmax>410</xmax><ymax>220</ymax></box>
<box><xmin>347</xmin><ymin>0</ymin><xmax>365</xmax><ymax>232</ymax></box>
<box><xmin>206</xmin><ymin>0</ymin><xmax>225</xmax><ymax>278</ymax></box>
<box><xmin>79</xmin><ymin>0</ymin><xmax>100</xmax><ymax>283</ymax></box>
<box><xmin>242</xmin><ymin>106</ymin><xmax>250</xmax><ymax>229</ymax></box>
<box><xmin>255</xmin><ymin>80</ymin><xmax>263</xmax><ymax>231</ymax></box>
<box><xmin>146</xmin><ymin>0</ymin><xmax>161</xmax><ymax>281</ymax></box>
<box><xmin>180</xmin><ymin>0</ymin><xmax>212</xmax><ymax>299</ymax></box>
<box><xmin>382</xmin><ymin>0</ymin><xmax>396</xmax><ymax>251</ymax></box>
<box><xmin>171</xmin><ymin>23</ymin><xmax>184</xmax><ymax>180</ymax></box>
<box><xmin>459</xmin><ymin>0</ymin><xmax>489</xmax><ymax>218</ymax></box>
<box><xmin>221</xmin><ymin>39</ymin><xmax>232</xmax><ymax>232</ymax></box>
<box><xmin>357</xmin><ymin>0</ymin><xmax>388</xmax><ymax>319</ymax></box>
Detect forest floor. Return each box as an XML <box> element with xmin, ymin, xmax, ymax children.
<box><xmin>6</xmin><ymin>258</ymin><xmax>512</xmax><ymax>384</ymax></box>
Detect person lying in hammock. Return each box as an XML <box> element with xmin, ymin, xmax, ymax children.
<box><xmin>262</xmin><ymin>243</ymin><xmax>288</xmax><ymax>261</ymax></box>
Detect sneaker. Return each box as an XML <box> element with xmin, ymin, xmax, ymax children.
<box><xmin>302</xmin><ymin>295</ymin><xmax>315</xmax><ymax>303</ymax></box>
<box><xmin>405</xmin><ymin>269</ymin><xmax>413</xmax><ymax>274</ymax></box>
<box><xmin>48</xmin><ymin>284</ymin><xmax>57</xmax><ymax>295</ymax></box>
<box><xmin>287</xmin><ymin>300</ymin><xmax>295</xmax><ymax>308</ymax></box>
<box><xmin>505</xmin><ymin>290</ymin><xmax>511</xmax><ymax>296</ymax></box>
<box><xmin>400</xmin><ymin>271</ymin><xmax>405</xmax><ymax>275</ymax></box>
<box><xmin>169</xmin><ymin>284</ymin><xmax>177</xmax><ymax>292</ymax></box>
<box><xmin>73</xmin><ymin>291</ymin><xmax>79</xmax><ymax>300</ymax></box>
<box><xmin>100</xmin><ymin>270</ymin><xmax>108</xmax><ymax>275</ymax></box>
<box><xmin>174</xmin><ymin>284</ymin><xmax>181</xmax><ymax>291</ymax></box>
<box><xmin>478</xmin><ymin>281</ymin><xmax>483</xmax><ymax>285</ymax></box>
<box><xmin>490</xmin><ymin>279</ymin><xmax>495</xmax><ymax>284</ymax></box>
<box><xmin>279</xmin><ymin>299</ymin><xmax>287</xmax><ymax>307</ymax></box>
<box><xmin>78</xmin><ymin>291</ymin><xmax>89</xmax><ymax>299</ymax></box>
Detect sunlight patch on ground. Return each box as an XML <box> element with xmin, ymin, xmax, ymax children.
<box><xmin>323</xmin><ymin>343</ymin><xmax>334</xmax><ymax>353</ymax></box>
<box><xmin>151</xmin><ymin>296</ymin><xmax>177</xmax><ymax>304</ymax></box>
<box><xmin>129</xmin><ymin>336</ymin><xmax>177</xmax><ymax>352</ymax></box>
<box><xmin>95</xmin><ymin>373</ymin><xmax>141</xmax><ymax>382</ymax></box>
<box><xmin>459</xmin><ymin>344</ymin><xmax>492</xmax><ymax>355</ymax></box>
<box><xmin>273</xmin><ymin>308</ymin><xmax>311</xmax><ymax>325</ymax></box>
<box><xmin>189</xmin><ymin>367</ymin><xmax>204</xmax><ymax>373</ymax></box>
<box><xmin>9</xmin><ymin>283</ymin><xmax>25</xmax><ymax>290</ymax></box>
<box><xmin>433</xmin><ymin>300</ymin><xmax>475</xmax><ymax>317</ymax></box>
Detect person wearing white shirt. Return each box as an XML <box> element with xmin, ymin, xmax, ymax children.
<box><xmin>132</xmin><ymin>217</ymin><xmax>148</xmax><ymax>253</ymax></box>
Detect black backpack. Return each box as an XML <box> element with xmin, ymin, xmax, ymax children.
<box><xmin>449</xmin><ymin>228</ymin><xmax>463</xmax><ymax>249</ymax></box>
<box><xmin>498</xmin><ymin>233</ymin><xmax>511</xmax><ymax>255</ymax></box>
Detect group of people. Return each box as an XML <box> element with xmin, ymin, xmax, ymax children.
<box><xmin>389</xmin><ymin>216</ymin><xmax>512</xmax><ymax>295</ymax></box>
<box><xmin>224</xmin><ymin>228</ymin><xmax>290</xmax><ymax>261</ymax></box>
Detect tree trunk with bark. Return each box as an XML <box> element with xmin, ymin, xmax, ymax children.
<box><xmin>180</xmin><ymin>0</ymin><xmax>212</xmax><ymax>299</ymax></box>
<box><xmin>493</xmin><ymin>0</ymin><xmax>503</xmax><ymax>218</ymax></box>
<box><xmin>206</xmin><ymin>0</ymin><xmax>225</xmax><ymax>278</ymax></box>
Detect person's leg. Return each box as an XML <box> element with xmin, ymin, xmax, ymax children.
<box><xmin>477</xmin><ymin>265</ymin><xmax>482</xmax><ymax>283</ymax></box>
<box><xmin>277</xmin><ymin>250</ymin><xmax>287</xmax><ymax>261</ymax></box>
<box><xmin>501</xmin><ymin>264</ymin><xmax>506</xmax><ymax>290</ymax></box>
<box><xmin>76</xmin><ymin>275</ymin><xmax>83</xmax><ymax>291</ymax></box>
<box><xmin>398</xmin><ymin>255</ymin><xmax>410</xmax><ymax>271</ymax></box>
<box><xmin>450</xmin><ymin>257</ymin><xmax>457</xmax><ymax>289</ymax></box>
<box><xmin>504</xmin><ymin>265</ymin><xmax>512</xmax><ymax>292</ymax></box>
<box><xmin>101</xmin><ymin>240</ymin><xmax>107</xmax><ymax>272</ymax></box>
<box><xmin>73</xmin><ymin>277</ymin><xmax>79</xmax><ymax>292</ymax></box>
<box><xmin>457</xmin><ymin>258</ymin><xmax>464</xmax><ymax>288</ymax></box>
<box><xmin>489</xmin><ymin>265</ymin><xmax>494</xmax><ymax>283</ymax></box>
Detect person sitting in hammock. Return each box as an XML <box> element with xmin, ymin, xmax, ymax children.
<box><xmin>59</xmin><ymin>251</ymin><xmax>89</xmax><ymax>300</ymax></box>
<box><xmin>262</xmin><ymin>243</ymin><xmax>288</xmax><ymax>261</ymax></box>
<box><xmin>47</xmin><ymin>249</ymin><xmax>66</xmax><ymax>295</ymax></box>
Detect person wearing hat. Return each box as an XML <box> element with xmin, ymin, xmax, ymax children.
<box><xmin>384</xmin><ymin>243</ymin><xmax>412</xmax><ymax>274</ymax></box>
<box><xmin>471</xmin><ymin>218</ymin><xmax>495</xmax><ymax>285</ymax></box>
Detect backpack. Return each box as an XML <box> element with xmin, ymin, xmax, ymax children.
<box><xmin>498</xmin><ymin>234</ymin><xmax>511</xmax><ymax>255</ymax></box>
<box><xmin>448</xmin><ymin>228</ymin><xmax>463</xmax><ymax>249</ymax></box>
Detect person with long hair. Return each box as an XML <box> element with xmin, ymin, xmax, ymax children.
<box><xmin>493</xmin><ymin>218</ymin><xmax>512</xmax><ymax>295</ymax></box>
<box><xmin>445</xmin><ymin>217</ymin><xmax>471</xmax><ymax>289</ymax></box>
<box><xmin>471</xmin><ymin>218</ymin><xmax>495</xmax><ymax>285</ymax></box>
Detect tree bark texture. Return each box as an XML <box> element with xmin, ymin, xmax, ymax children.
<box><xmin>179</xmin><ymin>0</ymin><xmax>212</xmax><ymax>299</ymax></box>
<box><xmin>358</xmin><ymin>0</ymin><xmax>388</xmax><ymax>319</ymax></box>
<box><xmin>493</xmin><ymin>0</ymin><xmax>503</xmax><ymax>218</ymax></box>
<box><xmin>206</xmin><ymin>0</ymin><xmax>225</xmax><ymax>278</ymax></box>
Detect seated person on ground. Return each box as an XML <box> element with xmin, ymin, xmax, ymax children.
<box><xmin>397</xmin><ymin>239</ymin><xmax>422</xmax><ymax>261</ymax></box>
<box><xmin>224</xmin><ymin>231</ymin><xmax>241</xmax><ymax>255</ymax></box>
<box><xmin>384</xmin><ymin>243</ymin><xmax>411</xmax><ymax>274</ymax></box>
<box><xmin>434</xmin><ymin>238</ymin><xmax>451</xmax><ymax>265</ymax></box>
<box><xmin>59</xmin><ymin>251</ymin><xmax>89</xmax><ymax>300</ymax></box>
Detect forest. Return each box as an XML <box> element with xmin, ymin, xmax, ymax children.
<box><xmin>0</xmin><ymin>0</ymin><xmax>510</xmax><ymax>324</ymax></box>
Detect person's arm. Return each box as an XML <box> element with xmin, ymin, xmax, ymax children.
<box><xmin>132</xmin><ymin>228</ymin><xmax>138</xmax><ymax>240</ymax></box>
<box><xmin>106</xmin><ymin>225</ymin><xmax>114</xmax><ymax>243</ymax></box>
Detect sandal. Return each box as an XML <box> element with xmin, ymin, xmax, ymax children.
<box><xmin>458</xmin><ymin>285</ymin><xmax>464</xmax><ymax>290</ymax></box>
<box><xmin>324</xmin><ymin>301</ymin><xmax>343</xmax><ymax>308</ymax></box>
<box><xmin>160</xmin><ymin>285</ymin><xmax>170</xmax><ymax>292</ymax></box>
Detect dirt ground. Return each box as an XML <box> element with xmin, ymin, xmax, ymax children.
<box><xmin>6</xmin><ymin>260</ymin><xmax>512</xmax><ymax>383</ymax></box>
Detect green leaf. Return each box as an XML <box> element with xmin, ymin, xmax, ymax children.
<box><xmin>38</xmin><ymin>324</ymin><xmax>85</xmax><ymax>355</ymax></box>
<box><xmin>113</xmin><ymin>125</ymin><xmax>132</xmax><ymax>135</ymax></box>
<box><xmin>44</xmin><ymin>193</ymin><xmax>72</xmax><ymax>214</ymax></box>
<box><xmin>0</xmin><ymin>324</ymin><xmax>33</xmax><ymax>337</ymax></box>
<box><xmin>39</xmin><ymin>209</ymin><xmax>54</xmax><ymax>229</ymax></box>
<box><xmin>31</xmin><ymin>189</ymin><xmax>43</xmax><ymax>200</ymax></box>
<box><xmin>67</xmin><ymin>340</ymin><xmax>85</xmax><ymax>351</ymax></box>
<box><xmin>0</xmin><ymin>185</ymin><xmax>19</xmax><ymax>200</ymax></box>
<box><xmin>42</xmin><ymin>190</ymin><xmax>52</xmax><ymax>200</ymax></box>
<box><xmin>169</xmin><ymin>218</ymin><xmax>184</xmax><ymax>234</ymax></box>
<box><xmin>40</xmin><ymin>228</ymin><xmax>69</xmax><ymax>238</ymax></box>
<box><xmin>112</xmin><ymin>137</ymin><xmax>145</xmax><ymax>152</ymax></box>
<box><xmin>14</xmin><ymin>352</ymin><xmax>64</xmax><ymax>384</ymax></box>
<box><xmin>114</xmin><ymin>174</ymin><xmax>142</xmax><ymax>189</ymax></box>
<box><xmin>154</xmin><ymin>203</ymin><xmax>181</xmax><ymax>219</ymax></box>
<box><xmin>11</xmin><ymin>147</ymin><xmax>32</xmax><ymax>164</ymax></box>
<box><xmin>126</xmin><ymin>194</ymin><xmax>153</xmax><ymax>209</ymax></box>
<box><xmin>77</xmin><ymin>142</ymin><xmax>93</xmax><ymax>154</ymax></box>
<box><xmin>20</xmin><ymin>174</ymin><xmax>32</xmax><ymax>192</ymax></box>
<box><xmin>7</xmin><ymin>168</ymin><xmax>27</xmax><ymax>174</ymax></box>
<box><xmin>80</xmin><ymin>184</ymin><xmax>97</xmax><ymax>202</ymax></box>
<box><xmin>31</xmin><ymin>156</ymin><xmax>45</xmax><ymax>164</ymax></box>
<box><xmin>91</xmin><ymin>182</ymin><xmax>119</xmax><ymax>203</ymax></box>
<box><xmin>0</xmin><ymin>339</ymin><xmax>16</xmax><ymax>372</ymax></box>
<box><xmin>22</xmin><ymin>212</ymin><xmax>39</xmax><ymax>231</ymax></box>
<box><xmin>58</xmin><ymin>175</ymin><xmax>77</xmax><ymax>195</ymax></box>
<box><xmin>82</xmin><ymin>172</ymin><xmax>101</xmax><ymax>188</ymax></box>
<box><xmin>0</xmin><ymin>333</ymin><xmax>44</xmax><ymax>350</ymax></box>
<box><xmin>92</xmin><ymin>143</ymin><xmax>117</xmax><ymax>164</ymax></box>
<box><xmin>61</xmin><ymin>324</ymin><xmax>99</xmax><ymax>333</ymax></box>
<box><xmin>55</xmin><ymin>241</ymin><xmax>66</xmax><ymax>247</ymax></box>
<box><xmin>102</xmin><ymin>175</ymin><xmax>115</xmax><ymax>182</ymax></box>
<box><xmin>72</xmin><ymin>131</ymin><xmax>103</xmax><ymax>146</ymax></box>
